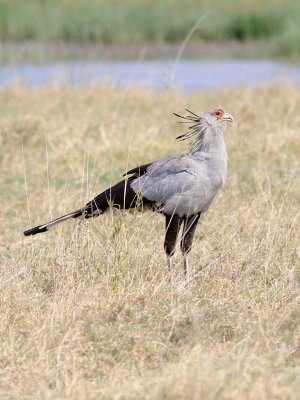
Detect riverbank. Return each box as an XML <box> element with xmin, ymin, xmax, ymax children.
<box><xmin>0</xmin><ymin>40</ymin><xmax>268</xmax><ymax>64</ymax></box>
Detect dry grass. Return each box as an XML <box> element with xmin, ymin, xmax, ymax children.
<box><xmin>0</xmin><ymin>84</ymin><xmax>299</xmax><ymax>399</ymax></box>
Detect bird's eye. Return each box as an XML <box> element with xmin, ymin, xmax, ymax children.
<box><xmin>215</xmin><ymin>111</ymin><xmax>220</xmax><ymax>116</ymax></box>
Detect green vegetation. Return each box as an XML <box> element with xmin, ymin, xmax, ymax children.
<box><xmin>1</xmin><ymin>84</ymin><xmax>300</xmax><ymax>398</ymax></box>
<box><xmin>0</xmin><ymin>0</ymin><xmax>300</xmax><ymax>57</ymax></box>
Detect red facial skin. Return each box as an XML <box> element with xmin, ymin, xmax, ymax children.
<box><xmin>210</xmin><ymin>108</ymin><xmax>225</xmax><ymax>119</ymax></box>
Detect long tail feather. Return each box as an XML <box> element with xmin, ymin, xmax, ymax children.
<box><xmin>24</xmin><ymin>172</ymin><xmax>153</xmax><ymax>237</ymax></box>
<box><xmin>23</xmin><ymin>209</ymin><xmax>82</xmax><ymax>236</ymax></box>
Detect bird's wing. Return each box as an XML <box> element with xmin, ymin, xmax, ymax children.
<box><xmin>123</xmin><ymin>162</ymin><xmax>153</xmax><ymax>178</ymax></box>
<box><xmin>130</xmin><ymin>154</ymin><xmax>205</xmax><ymax>203</ymax></box>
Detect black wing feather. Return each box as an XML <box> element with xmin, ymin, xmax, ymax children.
<box><xmin>84</xmin><ymin>163</ymin><xmax>154</xmax><ymax>217</ymax></box>
<box><xmin>123</xmin><ymin>162</ymin><xmax>152</xmax><ymax>177</ymax></box>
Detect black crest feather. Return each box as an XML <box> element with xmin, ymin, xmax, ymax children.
<box><xmin>174</xmin><ymin>109</ymin><xmax>202</xmax><ymax>141</ymax></box>
<box><xmin>174</xmin><ymin>109</ymin><xmax>208</xmax><ymax>151</ymax></box>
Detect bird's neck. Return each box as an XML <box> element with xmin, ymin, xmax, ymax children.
<box><xmin>192</xmin><ymin>125</ymin><xmax>228</xmax><ymax>187</ymax></box>
<box><xmin>192</xmin><ymin>124</ymin><xmax>227</xmax><ymax>155</ymax></box>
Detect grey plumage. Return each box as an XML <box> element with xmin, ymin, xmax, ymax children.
<box><xmin>131</xmin><ymin>111</ymin><xmax>230</xmax><ymax>217</ymax></box>
<box><xmin>24</xmin><ymin>107</ymin><xmax>233</xmax><ymax>280</ymax></box>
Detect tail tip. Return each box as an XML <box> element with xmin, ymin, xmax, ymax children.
<box><xmin>24</xmin><ymin>225</ymin><xmax>48</xmax><ymax>236</ymax></box>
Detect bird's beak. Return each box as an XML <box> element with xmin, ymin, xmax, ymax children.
<box><xmin>222</xmin><ymin>112</ymin><xmax>234</xmax><ymax>123</ymax></box>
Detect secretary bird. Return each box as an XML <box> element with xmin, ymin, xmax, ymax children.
<box><xmin>24</xmin><ymin>108</ymin><xmax>233</xmax><ymax>279</ymax></box>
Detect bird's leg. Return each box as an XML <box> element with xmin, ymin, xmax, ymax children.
<box><xmin>164</xmin><ymin>214</ymin><xmax>183</xmax><ymax>283</ymax></box>
<box><xmin>180</xmin><ymin>213</ymin><xmax>201</xmax><ymax>279</ymax></box>
<box><xmin>166</xmin><ymin>254</ymin><xmax>174</xmax><ymax>281</ymax></box>
<box><xmin>183</xmin><ymin>253</ymin><xmax>189</xmax><ymax>278</ymax></box>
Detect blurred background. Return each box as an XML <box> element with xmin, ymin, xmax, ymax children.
<box><xmin>0</xmin><ymin>0</ymin><xmax>300</xmax><ymax>89</ymax></box>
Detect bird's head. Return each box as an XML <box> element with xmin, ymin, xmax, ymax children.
<box><xmin>174</xmin><ymin>107</ymin><xmax>234</xmax><ymax>151</ymax></box>
<box><xmin>204</xmin><ymin>108</ymin><xmax>234</xmax><ymax>127</ymax></box>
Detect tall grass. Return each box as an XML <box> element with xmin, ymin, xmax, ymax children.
<box><xmin>0</xmin><ymin>84</ymin><xmax>299</xmax><ymax>398</ymax></box>
<box><xmin>0</xmin><ymin>0</ymin><xmax>300</xmax><ymax>57</ymax></box>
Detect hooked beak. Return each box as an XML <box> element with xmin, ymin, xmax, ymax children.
<box><xmin>222</xmin><ymin>112</ymin><xmax>234</xmax><ymax>123</ymax></box>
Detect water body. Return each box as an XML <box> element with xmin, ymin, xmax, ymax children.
<box><xmin>0</xmin><ymin>60</ymin><xmax>299</xmax><ymax>91</ymax></box>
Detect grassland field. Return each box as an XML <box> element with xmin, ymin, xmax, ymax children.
<box><xmin>0</xmin><ymin>84</ymin><xmax>300</xmax><ymax>399</ymax></box>
<box><xmin>1</xmin><ymin>0</ymin><xmax>300</xmax><ymax>58</ymax></box>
